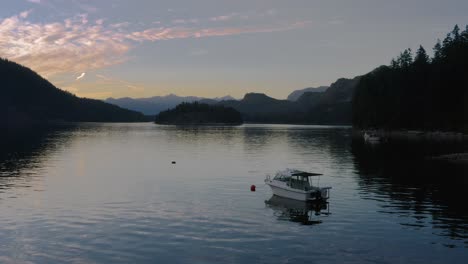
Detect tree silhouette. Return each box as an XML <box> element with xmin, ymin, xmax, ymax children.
<box><xmin>353</xmin><ymin>25</ymin><xmax>468</xmax><ymax>132</ymax></box>
<box><xmin>155</xmin><ymin>102</ymin><xmax>243</xmax><ymax>125</ymax></box>
<box><xmin>433</xmin><ymin>39</ymin><xmax>443</xmax><ymax>62</ymax></box>
<box><xmin>414</xmin><ymin>45</ymin><xmax>429</xmax><ymax>66</ymax></box>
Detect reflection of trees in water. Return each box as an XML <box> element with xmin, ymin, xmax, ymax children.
<box><xmin>0</xmin><ymin>125</ymin><xmax>75</xmax><ymax>192</ymax></box>
<box><xmin>242</xmin><ymin>126</ymin><xmax>281</xmax><ymax>154</ymax></box>
<box><xmin>158</xmin><ymin>125</ymin><xmax>241</xmax><ymax>147</ymax></box>
<box><xmin>351</xmin><ymin>138</ymin><xmax>468</xmax><ymax>243</ymax></box>
<box><xmin>286</xmin><ymin>127</ymin><xmax>353</xmax><ymax>169</ymax></box>
<box><xmin>265</xmin><ymin>195</ymin><xmax>330</xmax><ymax>225</ymax></box>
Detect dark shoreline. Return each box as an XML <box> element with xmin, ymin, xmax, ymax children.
<box><xmin>354</xmin><ymin>129</ymin><xmax>468</xmax><ymax>141</ymax></box>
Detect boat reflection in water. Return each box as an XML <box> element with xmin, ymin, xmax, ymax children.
<box><xmin>265</xmin><ymin>195</ymin><xmax>330</xmax><ymax>225</ymax></box>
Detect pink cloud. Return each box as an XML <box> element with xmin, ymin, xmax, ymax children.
<box><xmin>0</xmin><ymin>12</ymin><xmax>130</xmax><ymax>76</ymax></box>
<box><xmin>0</xmin><ymin>10</ymin><xmax>310</xmax><ymax>77</ymax></box>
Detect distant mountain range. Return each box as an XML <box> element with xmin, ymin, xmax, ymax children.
<box><xmin>105</xmin><ymin>94</ymin><xmax>236</xmax><ymax>115</ymax></box>
<box><xmin>107</xmin><ymin>80</ymin><xmax>358</xmax><ymax>124</ymax></box>
<box><xmin>217</xmin><ymin>77</ymin><xmax>359</xmax><ymax>124</ymax></box>
<box><xmin>0</xmin><ymin>58</ymin><xmax>147</xmax><ymax>127</ymax></box>
<box><xmin>104</xmin><ymin>86</ymin><xmax>331</xmax><ymax>115</ymax></box>
<box><xmin>287</xmin><ymin>86</ymin><xmax>329</xmax><ymax>101</ymax></box>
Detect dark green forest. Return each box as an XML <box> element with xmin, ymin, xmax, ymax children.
<box><xmin>0</xmin><ymin>58</ymin><xmax>147</xmax><ymax>126</ymax></box>
<box><xmin>353</xmin><ymin>25</ymin><xmax>468</xmax><ymax>132</ymax></box>
<box><xmin>155</xmin><ymin>102</ymin><xmax>243</xmax><ymax>125</ymax></box>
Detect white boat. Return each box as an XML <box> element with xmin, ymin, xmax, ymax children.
<box><xmin>264</xmin><ymin>169</ymin><xmax>331</xmax><ymax>201</ymax></box>
<box><xmin>363</xmin><ymin>132</ymin><xmax>380</xmax><ymax>143</ymax></box>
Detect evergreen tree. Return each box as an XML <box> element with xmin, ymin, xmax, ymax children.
<box><xmin>396</xmin><ymin>48</ymin><xmax>413</xmax><ymax>68</ymax></box>
<box><xmin>462</xmin><ymin>25</ymin><xmax>468</xmax><ymax>43</ymax></box>
<box><xmin>353</xmin><ymin>24</ymin><xmax>468</xmax><ymax>132</ymax></box>
<box><xmin>442</xmin><ymin>33</ymin><xmax>453</xmax><ymax>56</ymax></box>
<box><xmin>390</xmin><ymin>58</ymin><xmax>399</xmax><ymax>69</ymax></box>
<box><xmin>433</xmin><ymin>39</ymin><xmax>443</xmax><ymax>62</ymax></box>
<box><xmin>452</xmin><ymin>24</ymin><xmax>460</xmax><ymax>41</ymax></box>
<box><xmin>414</xmin><ymin>45</ymin><xmax>429</xmax><ymax>65</ymax></box>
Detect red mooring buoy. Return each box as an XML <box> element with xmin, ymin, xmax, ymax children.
<box><xmin>250</xmin><ymin>185</ymin><xmax>256</xmax><ymax>192</ymax></box>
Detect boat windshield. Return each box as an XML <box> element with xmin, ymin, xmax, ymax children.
<box><xmin>273</xmin><ymin>174</ymin><xmax>290</xmax><ymax>182</ymax></box>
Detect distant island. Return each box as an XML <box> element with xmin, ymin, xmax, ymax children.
<box><xmin>105</xmin><ymin>94</ymin><xmax>236</xmax><ymax>116</ymax></box>
<box><xmin>353</xmin><ymin>25</ymin><xmax>468</xmax><ymax>133</ymax></box>
<box><xmin>0</xmin><ymin>58</ymin><xmax>147</xmax><ymax>126</ymax></box>
<box><xmin>154</xmin><ymin>102</ymin><xmax>243</xmax><ymax>125</ymax></box>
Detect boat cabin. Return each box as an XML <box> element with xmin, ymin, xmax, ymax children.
<box><xmin>273</xmin><ymin>171</ymin><xmax>323</xmax><ymax>191</ymax></box>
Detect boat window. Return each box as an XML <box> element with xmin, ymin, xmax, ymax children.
<box><xmin>273</xmin><ymin>174</ymin><xmax>290</xmax><ymax>182</ymax></box>
<box><xmin>289</xmin><ymin>178</ymin><xmax>311</xmax><ymax>190</ymax></box>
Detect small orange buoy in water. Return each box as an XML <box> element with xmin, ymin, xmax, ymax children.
<box><xmin>250</xmin><ymin>185</ymin><xmax>256</xmax><ymax>192</ymax></box>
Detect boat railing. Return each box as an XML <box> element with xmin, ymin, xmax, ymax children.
<box><xmin>321</xmin><ymin>187</ymin><xmax>331</xmax><ymax>199</ymax></box>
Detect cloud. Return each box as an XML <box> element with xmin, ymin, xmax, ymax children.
<box><xmin>209</xmin><ymin>10</ymin><xmax>277</xmax><ymax>22</ymax></box>
<box><xmin>20</xmin><ymin>10</ymin><xmax>33</xmax><ymax>18</ymax></box>
<box><xmin>0</xmin><ymin>12</ymin><xmax>131</xmax><ymax>77</ymax></box>
<box><xmin>126</xmin><ymin>22</ymin><xmax>310</xmax><ymax>42</ymax></box>
<box><xmin>27</xmin><ymin>0</ymin><xmax>41</xmax><ymax>3</ymax></box>
<box><xmin>210</xmin><ymin>13</ymin><xmax>240</xmax><ymax>22</ymax></box>
<box><xmin>0</xmin><ymin>10</ymin><xmax>310</xmax><ymax>77</ymax></box>
<box><xmin>76</xmin><ymin>72</ymin><xmax>86</xmax><ymax>80</ymax></box>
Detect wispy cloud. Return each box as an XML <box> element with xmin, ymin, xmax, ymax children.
<box><xmin>0</xmin><ymin>10</ymin><xmax>310</xmax><ymax>77</ymax></box>
<box><xmin>126</xmin><ymin>23</ymin><xmax>310</xmax><ymax>42</ymax></box>
<box><xmin>76</xmin><ymin>72</ymin><xmax>86</xmax><ymax>80</ymax></box>
<box><xmin>210</xmin><ymin>9</ymin><xmax>277</xmax><ymax>22</ymax></box>
<box><xmin>210</xmin><ymin>13</ymin><xmax>241</xmax><ymax>22</ymax></box>
<box><xmin>96</xmin><ymin>74</ymin><xmax>144</xmax><ymax>92</ymax></box>
<box><xmin>20</xmin><ymin>9</ymin><xmax>33</xmax><ymax>18</ymax></box>
<box><xmin>0</xmin><ymin>13</ymin><xmax>130</xmax><ymax>77</ymax></box>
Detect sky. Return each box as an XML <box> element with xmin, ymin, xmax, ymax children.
<box><xmin>1</xmin><ymin>0</ymin><xmax>467</xmax><ymax>99</ymax></box>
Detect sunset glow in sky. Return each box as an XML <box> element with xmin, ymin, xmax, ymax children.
<box><xmin>1</xmin><ymin>0</ymin><xmax>467</xmax><ymax>99</ymax></box>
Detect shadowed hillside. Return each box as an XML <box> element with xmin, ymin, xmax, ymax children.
<box><xmin>287</xmin><ymin>86</ymin><xmax>328</xmax><ymax>101</ymax></box>
<box><xmin>0</xmin><ymin>58</ymin><xmax>147</xmax><ymax>126</ymax></box>
<box><xmin>218</xmin><ymin>78</ymin><xmax>359</xmax><ymax>124</ymax></box>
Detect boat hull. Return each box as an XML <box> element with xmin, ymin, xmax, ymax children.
<box><xmin>268</xmin><ymin>184</ymin><xmax>310</xmax><ymax>201</ymax></box>
<box><xmin>266</xmin><ymin>181</ymin><xmax>329</xmax><ymax>201</ymax></box>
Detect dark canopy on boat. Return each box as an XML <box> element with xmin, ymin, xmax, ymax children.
<box><xmin>291</xmin><ymin>171</ymin><xmax>323</xmax><ymax>177</ymax></box>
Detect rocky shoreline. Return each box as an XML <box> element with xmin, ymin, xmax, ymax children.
<box><xmin>355</xmin><ymin>129</ymin><xmax>468</xmax><ymax>165</ymax></box>
<box><xmin>355</xmin><ymin>129</ymin><xmax>468</xmax><ymax>141</ymax></box>
<box><xmin>430</xmin><ymin>153</ymin><xmax>468</xmax><ymax>164</ymax></box>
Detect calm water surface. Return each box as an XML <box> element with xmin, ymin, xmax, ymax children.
<box><xmin>1</xmin><ymin>123</ymin><xmax>467</xmax><ymax>263</ymax></box>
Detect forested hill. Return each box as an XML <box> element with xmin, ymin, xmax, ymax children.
<box><xmin>155</xmin><ymin>102</ymin><xmax>242</xmax><ymax>125</ymax></box>
<box><xmin>0</xmin><ymin>58</ymin><xmax>147</xmax><ymax>126</ymax></box>
<box><xmin>218</xmin><ymin>77</ymin><xmax>359</xmax><ymax>124</ymax></box>
<box><xmin>353</xmin><ymin>25</ymin><xmax>468</xmax><ymax>132</ymax></box>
